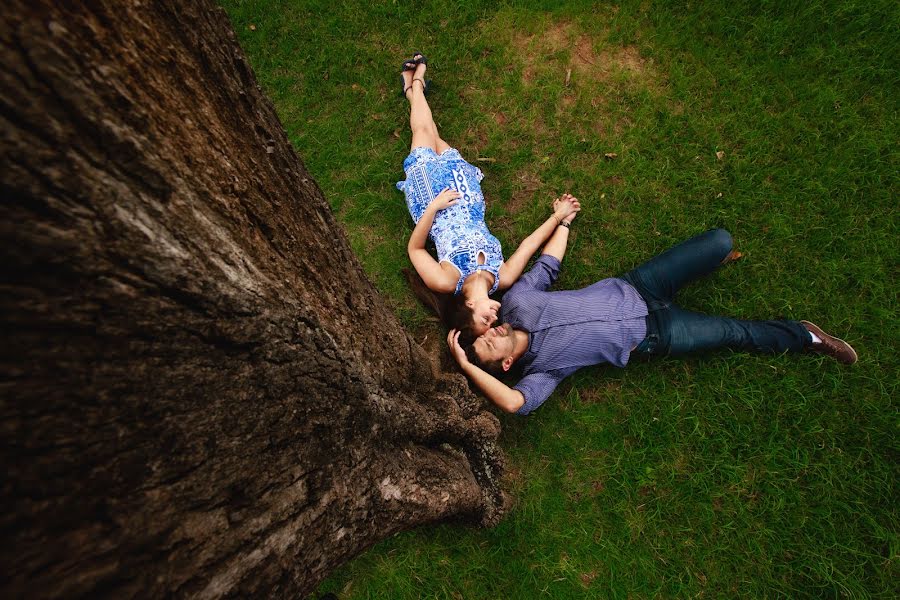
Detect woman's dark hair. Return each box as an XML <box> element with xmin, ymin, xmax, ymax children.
<box><xmin>403</xmin><ymin>268</ymin><xmax>475</xmax><ymax>330</ymax></box>
<box><xmin>445</xmin><ymin>293</ymin><xmax>476</xmax><ymax>330</ymax></box>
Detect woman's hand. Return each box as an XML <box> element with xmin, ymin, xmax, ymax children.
<box><xmin>552</xmin><ymin>193</ymin><xmax>581</xmax><ymax>224</ymax></box>
<box><xmin>429</xmin><ymin>188</ymin><xmax>462</xmax><ymax>212</ymax></box>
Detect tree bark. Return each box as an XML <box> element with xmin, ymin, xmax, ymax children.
<box><xmin>0</xmin><ymin>2</ymin><xmax>505</xmax><ymax>597</ymax></box>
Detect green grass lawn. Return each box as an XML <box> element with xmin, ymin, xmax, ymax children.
<box><xmin>222</xmin><ymin>1</ymin><xmax>897</xmax><ymax>597</ymax></box>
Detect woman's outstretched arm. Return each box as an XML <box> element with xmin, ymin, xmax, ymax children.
<box><xmin>497</xmin><ymin>194</ymin><xmax>580</xmax><ymax>290</ymax></box>
<box><xmin>407</xmin><ymin>188</ymin><xmax>461</xmax><ymax>294</ymax></box>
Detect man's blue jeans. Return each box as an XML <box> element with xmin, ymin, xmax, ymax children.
<box><xmin>621</xmin><ymin>229</ymin><xmax>812</xmax><ymax>357</ymax></box>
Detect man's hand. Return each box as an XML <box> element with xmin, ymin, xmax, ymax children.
<box><xmin>552</xmin><ymin>193</ymin><xmax>581</xmax><ymax>225</ymax></box>
<box><xmin>446</xmin><ymin>329</ymin><xmax>526</xmax><ymax>414</ymax></box>
<box><xmin>447</xmin><ymin>329</ymin><xmax>469</xmax><ymax>367</ymax></box>
<box><xmin>429</xmin><ymin>188</ymin><xmax>461</xmax><ymax>212</ymax></box>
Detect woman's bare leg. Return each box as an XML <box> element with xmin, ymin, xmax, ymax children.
<box><xmin>405</xmin><ymin>62</ymin><xmax>450</xmax><ymax>153</ymax></box>
<box><xmin>435</xmin><ymin>135</ymin><xmax>451</xmax><ymax>154</ymax></box>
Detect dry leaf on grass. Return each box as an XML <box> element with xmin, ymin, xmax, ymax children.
<box><xmin>604</xmin><ymin>152</ymin><xmax>618</xmax><ymax>160</ymax></box>
<box><xmin>716</xmin><ymin>150</ymin><xmax>725</xmax><ymax>160</ymax></box>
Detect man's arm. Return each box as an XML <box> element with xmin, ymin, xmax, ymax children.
<box><xmin>447</xmin><ymin>331</ymin><xmax>524</xmax><ymax>413</ymax></box>
<box><xmin>460</xmin><ymin>362</ymin><xmax>526</xmax><ymax>414</ymax></box>
<box><xmin>507</xmin><ymin>254</ymin><xmax>560</xmax><ymax>293</ymax></box>
<box><xmin>541</xmin><ymin>220</ymin><xmax>570</xmax><ymax>261</ymax></box>
<box><xmin>541</xmin><ymin>193</ymin><xmax>580</xmax><ymax>261</ymax></box>
<box><xmin>497</xmin><ymin>194</ymin><xmax>581</xmax><ymax>290</ymax></box>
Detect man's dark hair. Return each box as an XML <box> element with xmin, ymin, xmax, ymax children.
<box><xmin>456</xmin><ymin>326</ymin><xmax>478</xmax><ymax>347</ymax></box>
<box><xmin>462</xmin><ymin>338</ymin><xmax>505</xmax><ymax>375</ymax></box>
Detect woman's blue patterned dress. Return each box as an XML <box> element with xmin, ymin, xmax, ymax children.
<box><xmin>397</xmin><ymin>147</ymin><xmax>503</xmax><ymax>295</ymax></box>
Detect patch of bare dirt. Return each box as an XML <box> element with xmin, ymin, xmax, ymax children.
<box><xmin>350</xmin><ymin>222</ymin><xmax>387</xmax><ymax>247</ymax></box>
<box><xmin>487</xmin><ymin>213</ymin><xmax>514</xmax><ymax>240</ymax></box>
<box><xmin>507</xmin><ymin>168</ymin><xmax>543</xmax><ymax>213</ymax></box>
<box><xmin>524</xmin><ymin>109</ymin><xmax>550</xmax><ymax>140</ymax></box>
<box><xmin>512</xmin><ymin>22</ymin><xmax>657</xmax><ymax>90</ymax></box>
<box><xmin>578</xmin><ymin>387</ymin><xmax>603</xmax><ymax>404</ymax></box>
<box><xmin>572</xmin><ymin>34</ymin><xmax>598</xmax><ymax>71</ymax></box>
<box><xmin>545</xmin><ymin>21</ymin><xmax>573</xmax><ymax>52</ymax></box>
<box><xmin>503</xmin><ymin>464</ymin><xmax>524</xmax><ymax>487</ymax></box>
<box><xmin>577</xmin><ymin>380</ymin><xmax>622</xmax><ymax>404</ymax></box>
<box><xmin>459</xmin><ymin>123</ymin><xmax>489</xmax><ymax>155</ymax></box>
<box><xmin>592</xmin><ymin>113</ymin><xmax>633</xmax><ymax>139</ymax></box>
<box><xmin>460</xmin><ymin>14</ymin><xmax>674</xmax><ymax>184</ymax></box>
<box><xmin>522</xmin><ymin>64</ymin><xmax>535</xmax><ymax>84</ymax></box>
<box><xmin>580</xmin><ymin>570</ymin><xmax>598</xmax><ymax>587</ymax></box>
<box><xmin>612</xmin><ymin>45</ymin><xmax>648</xmax><ymax>75</ymax></box>
<box><xmin>458</xmin><ymin>84</ymin><xmax>479</xmax><ymax>101</ymax></box>
<box><xmin>503</xmin><ymin>19</ymin><xmax>665</xmax><ymax>145</ymax></box>
<box><xmin>590</xmin><ymin>95</ymin><xmax>607</xmax><ymax>109</ymax></box>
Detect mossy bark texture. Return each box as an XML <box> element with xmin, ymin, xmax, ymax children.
<box><xmin>0</xmin><ymin>2</ymin><xmax>504</xmax><ymax>597</ymax></box>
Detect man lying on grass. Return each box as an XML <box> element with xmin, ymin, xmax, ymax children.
<box><xmin>446</xmin><ymin>210</ymin><xmax>858</xmax><ymax>415</ymax></box>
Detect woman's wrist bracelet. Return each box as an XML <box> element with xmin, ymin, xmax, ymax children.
<box><xmin>551</xmin><ymin>214</ymin><xmax>561</xmax><ymax>225</ymax></box>
<box><xmin>559</xmin><ymin>221</ymin><xmax>570</xmax><ymax>229</ymax></box>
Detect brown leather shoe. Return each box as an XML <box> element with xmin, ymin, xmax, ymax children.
<box><xmin>801</xmin><ymin>320</ymin><xmax>858</xmax><ymax>365</ymax></box>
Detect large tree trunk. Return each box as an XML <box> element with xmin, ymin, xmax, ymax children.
<box><xmin>0</xmin><ymin>2</ymin><xmax>505</xmax><ymax>597</ymax></box>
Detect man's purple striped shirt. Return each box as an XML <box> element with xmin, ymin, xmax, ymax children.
<box><xmin>500</xmin><ymin>255</ymin><xmax>648</xmax><ymax>415</ymax></box>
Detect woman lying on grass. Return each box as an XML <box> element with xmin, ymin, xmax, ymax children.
<box><xmin>397</xmin><ymin>53</ymin><xmax>580</xmax><ymax>335</ymax></box>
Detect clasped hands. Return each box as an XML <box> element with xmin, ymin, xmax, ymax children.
<box><xmin>552</xmin><ymin>193</ymin><xmax>581</xmax><ymax>225</ymax></box>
